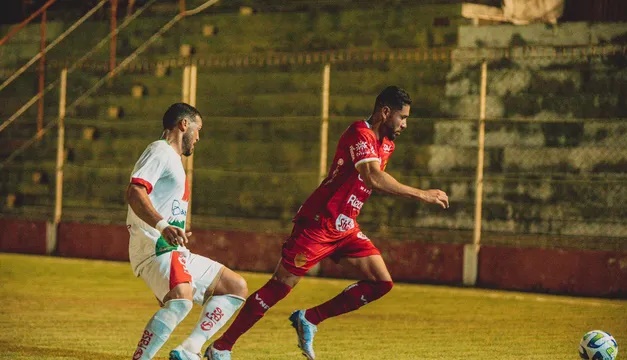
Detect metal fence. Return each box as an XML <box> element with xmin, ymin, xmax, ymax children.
<box><xmin>1</xmin><ymin>41</ymin><xmax>626</xmax><ymax>251</ymax></box>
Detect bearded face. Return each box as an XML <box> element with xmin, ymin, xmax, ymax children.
<box><xmin>383</xmin><ymin>104</ymin><xmax>410</xmax><ymax>140</ymax></box>
<box><xmin>181</xmin><ymin>117</ymin><xmax>202</xmax><ymax>156</ymax></box>
<box><xmin>182</xmin><ymin>129</ymin><xmax>195</xmax><ymax>156</ymax></box>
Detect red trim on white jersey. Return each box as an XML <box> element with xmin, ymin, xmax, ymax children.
<box><xmin>131</xmin><ymin>177</ymin><xmax>154</xmax><ymax>195</ymax></box>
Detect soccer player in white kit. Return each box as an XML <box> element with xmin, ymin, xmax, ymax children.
<box><xmin>126</xmin><ymin>103</ymin><xmax>248</xmax><ymax>360</ymax></box>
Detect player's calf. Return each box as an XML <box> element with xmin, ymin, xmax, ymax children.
<box><xmin>132</xmin><ymin>299</ymin><xmax>193</xmax><ymax>360</ymax></box>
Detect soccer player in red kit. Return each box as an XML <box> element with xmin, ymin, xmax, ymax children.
<box><xmin>206</xmin><ymin>86</ymin><xmax>449</xmax><ymax>360</ymax></box>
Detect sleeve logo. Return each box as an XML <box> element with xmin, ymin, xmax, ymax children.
<box><xmin>349</xmin><ymin>140</ymin><xmax>376</xmax><ymax>161</ymax></box>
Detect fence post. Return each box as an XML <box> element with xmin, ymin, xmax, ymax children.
<box><xmin>47</xmin><ymin>68</ymin><xmax>67</xmax><ymax>255</ymax></box>
<box><xmin>181</xmin><ymin>64</ymin><xmax>197</xmax><ymax>230</ymax></box>
<box><xmin>318</xmin><ymin>63</ymin><xmax>330</xmax><ymax>183</ymax></box>
<box><xmin>37</xmin><ymin>9</ymin><xmax>47</xmax><ymax>140</ymax></box>
<box><xmin>109</xmin><ymin>0</ymin><xmax>118</xmax><ymax>76</ymax></box>
<box><xmin>463</xmin><ymin>60</ymin><xmax>487</xmax><ymax>286</ymax></box>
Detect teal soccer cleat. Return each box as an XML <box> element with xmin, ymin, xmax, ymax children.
<box><xmin>204</xmin><ymin>343</ymin><xmax>231</xmax><ymax>360</ymax></box>
<box><xmin>169</xmin><ymin>346</ymin><xmax>201</xmax><ymax>360</ymax></box>
<box><xmin>289</xmin><ymin>310</ymin><xmax>318</xmax><ymax>360</ymax></box>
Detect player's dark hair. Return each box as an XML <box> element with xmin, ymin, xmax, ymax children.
<box><xmin>162</xmin><ymin>103</ymin><xmax>201</xmax><ymax>130</ymax></box>
<box><xmin>374</xmin><ymin>86</ymin><xmax>412</xmax><ymax>111</ymax></box>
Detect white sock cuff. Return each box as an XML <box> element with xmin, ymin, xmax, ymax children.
<box><xmin>225</xmin><ymin>294</ymin><xmax>246</xmax><ymax>305</ymax></box>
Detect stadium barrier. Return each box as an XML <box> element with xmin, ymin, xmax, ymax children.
<box><xmin>0</xmin><ymin>219</ymin><xmax>624</xmax><ymax>298</ymax></box>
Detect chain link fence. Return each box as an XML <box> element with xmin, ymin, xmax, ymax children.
<box><xmin>1</xmin><ymin>35</ymin><xmax>625</xmax><ymax>250</ymax></box>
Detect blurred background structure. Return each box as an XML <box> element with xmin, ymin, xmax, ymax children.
<box><xmin>0</xmin><ymin>0</ymin><xmax>625</xmax><ymax>297</ymax></box>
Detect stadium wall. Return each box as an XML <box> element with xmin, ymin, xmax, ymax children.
<box><xmin>0</xmin><ymin>219</ymin><xmax>625</xmax><ymax>298</ymax></box>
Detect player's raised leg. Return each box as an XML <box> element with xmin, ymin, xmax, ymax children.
<box><xmin>304</xmin><ymin>254</ymin><xmax>393</xmax><ymax>324</ymax></box>
<box><xmin>291</xmin><ymin>254</ymin><xmax>393</xmax><ymax>359</ymax></box>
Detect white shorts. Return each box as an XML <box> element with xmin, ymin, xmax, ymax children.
<box><xmin>137</xmin><ymin>248</ymin><xmax>224</xmax><ymax>305</ymax></box>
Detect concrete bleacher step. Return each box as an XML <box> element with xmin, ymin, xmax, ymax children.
<box><xmin>425</xmin><ymin>144</ymin><xmax>627</xmax><ymax>174</ymax></box>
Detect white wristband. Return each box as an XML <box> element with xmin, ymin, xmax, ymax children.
<box><xmin>155</xmin><ymin>219</ymin><xmax>169</xmax><ymax>233</ymax></box>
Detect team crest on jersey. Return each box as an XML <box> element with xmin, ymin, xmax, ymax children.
<box><xmin>335</xmin><ymin>214</ymin><xmax>355</xmax><ymax>232</ymax></box>
<box><xmin>294</xmin><ymin>253</ymin><xmax>308</xmax><ymax>268</ymax></box>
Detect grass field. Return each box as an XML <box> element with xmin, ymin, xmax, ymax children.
<box><xmin>0</xmin><ymin>253</ymin><xmax>625</xmax><ymax>360</ymax></box>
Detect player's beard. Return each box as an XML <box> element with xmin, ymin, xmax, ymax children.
<box><xmin>182</xmin><ymin>132</ymin><xmax>194</xmax><ymax>156</ymax></box>
<box><xmin>384</xmin><ymin>122</ymin><xmax>398</xmax><ymax>140</ymax></box>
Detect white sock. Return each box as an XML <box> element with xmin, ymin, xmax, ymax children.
<box><xmin>132</xmin><ymin>299</ymin><xmax>193</xmax><ymax>360</ymax></box>
<box><xmin>181</xmin><ymin>294</ymin><xmax>245</xmax><ymax>353</ymax></box>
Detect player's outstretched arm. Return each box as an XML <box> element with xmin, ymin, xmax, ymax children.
<box><xmin>126</xmin><ymin>183</ymin><xmax>190</xmax><ymax>245</ymax></box>
<box><xmin>356</xmin><ymin>161</ymin><xmax>449</xmax><ymax>209</ymax></box>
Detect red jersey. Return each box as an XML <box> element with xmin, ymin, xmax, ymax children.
<box><xmin>296</xmin><ymin>120</ymin><xmax>395</xmax><ymax>233</ymax></box>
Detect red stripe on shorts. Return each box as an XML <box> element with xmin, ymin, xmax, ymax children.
<box><xmin>169</xmin><ymin>251</ymin><xmax>192</xmax><ymax>290</ymax></box>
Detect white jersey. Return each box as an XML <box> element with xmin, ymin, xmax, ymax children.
<box><xmin>126</xmin><ymin>140</ymin><xmax>189</xmax><ymax>276</ymax></box>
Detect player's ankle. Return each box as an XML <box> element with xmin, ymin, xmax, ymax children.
<box><xmin>212</xmin><ymin>339</ymin><xmax>232</xmax><ymax>351</ymax></box>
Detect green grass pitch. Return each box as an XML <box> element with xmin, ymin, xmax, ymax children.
<box><xmin>0</xmin><ymin>252</ymin><xmax>625</xmax><ymax>359</ymax></box>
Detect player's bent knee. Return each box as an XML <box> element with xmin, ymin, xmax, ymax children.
<box><xmin>229</xmin><ymin>274</ymin><xmax>248</xmax><ymax>298</ymax></box>
<box><xmin>164</xmin><ymin>282</ymin><xmax>194</xmax><ymax>302</ymax></box>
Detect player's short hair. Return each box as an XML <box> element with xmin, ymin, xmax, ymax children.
<box><xmin>374</xmin><ymin>86</ymin><xmax>412</xmax><ymax>111</ymax></box>
<box><xmin>162</xmin><ymin>103</ymin><xmax>202</xmax><ymax>130</ymax></box>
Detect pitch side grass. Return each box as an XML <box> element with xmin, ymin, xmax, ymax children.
<box><xmin>0</xmin><ymin>253</ymin><xmax>624</xmax><ymax>359</ymax></box>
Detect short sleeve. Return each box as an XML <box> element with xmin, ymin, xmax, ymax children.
<box><xmin>346</xmin><ymin>127</ymin><xmax>380</xmax><ymax>167</ymax></box>
<box><xmin>130</xmin><ymin>143</ymin><xmax>168</xmax><ymax>194</ymax></box>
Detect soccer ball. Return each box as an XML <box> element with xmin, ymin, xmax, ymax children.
<box><xmin>579</xmin><ymin>330</ymin><xmax>618</xmax><ymax>360</ymax></box>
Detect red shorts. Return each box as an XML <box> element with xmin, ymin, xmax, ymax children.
<box><xmin>281</xmin><ymin>217</ymin><xmax>380</xmax><ymax>276</ymax></box>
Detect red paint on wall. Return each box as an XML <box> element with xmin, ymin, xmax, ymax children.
<box><xmin>188</xmin><ymin>228</ymin><xmax>285</xmax><ymax>273</ymax></box>
<box><xmin>478</xmin><ymin>246</ymin><xmax>627</xmax><ymax>298</ymax></box>
<box><xmin>0</xmin><ymin>218</ymin><xmax>46</xmax><ymax>254</ymax></box>
<box><xmin>57</xmin><ymin>222</ymin><xmax>129</xmax><ymax>261</ymax></box>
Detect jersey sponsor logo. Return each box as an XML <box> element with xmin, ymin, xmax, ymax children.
<box><xmin>200</xmin><ymin>307</ymin><xmax>224</xmax><ymax>331</ymax></box>
<box><xmin>356</xmin><ymin>231</ymin><xmax>370</xmax><ymax>241</ymax></box>
<box><xmin>349</xmin><ymin>140</ymin><xmax>376</xmax><ymax>161</ymax></box>
<box><xmin>171</xmin><ymin>200</ymin><xmax>187</xmax><ymax>216</ymax></box>
<box><xmin>335</xmin><ymin>214</ymin><xmax>355</xmax><ymax>232</ymax></box>
<box><xmin>382</xmin><ymin>143</ymin><xmax>393</xmax><ymax>153</ymax></box>
<box><xmin>347</xmin><ymin>194</ymin><xmax>364</xmax><ymax>210</ymax></box>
